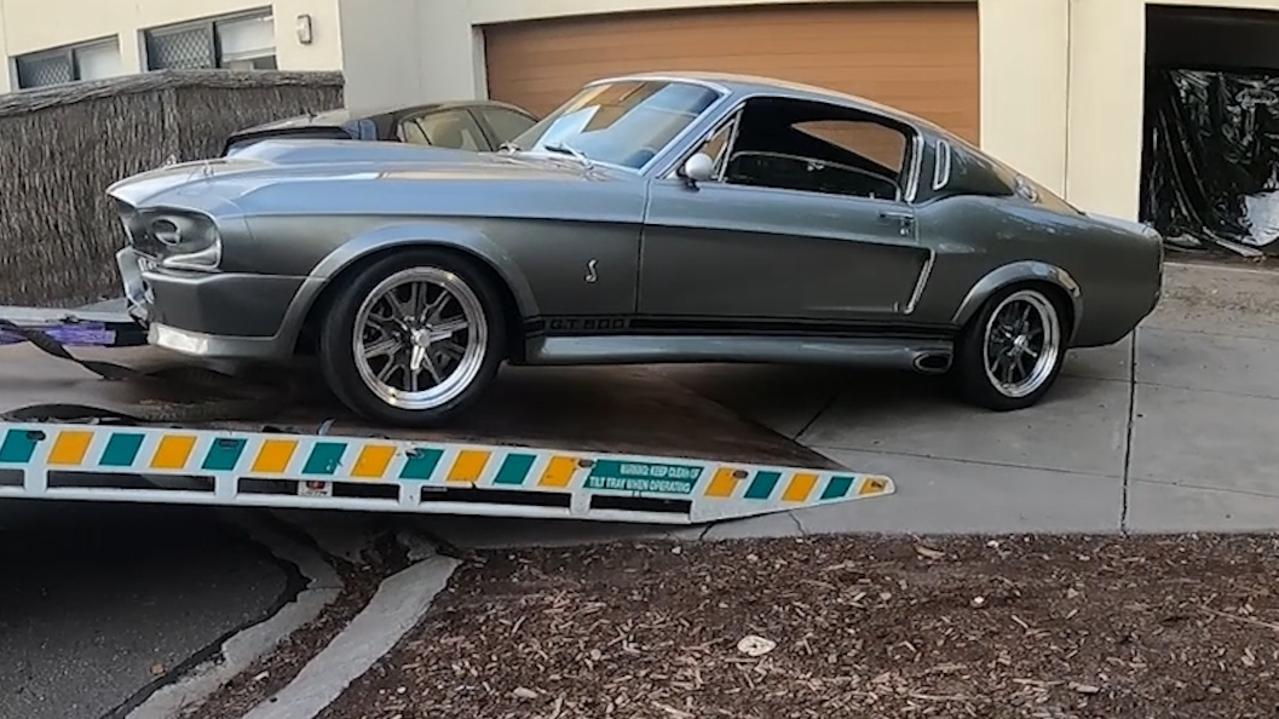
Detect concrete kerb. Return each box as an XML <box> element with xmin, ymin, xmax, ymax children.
<box><xmin>241</xmin><ymin>550</ymin><xmax>461</xmax><ymax>719</ymax></box>
<box><xmin>127</xmin><ymin>513</ymin><xmax>342</xmax><ymax>719</ymax></box>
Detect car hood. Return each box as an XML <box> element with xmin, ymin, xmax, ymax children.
<box><xmin>107</xmin><ymin>140</ymin><xmax>607</xmax><ymax>209</ymax></box>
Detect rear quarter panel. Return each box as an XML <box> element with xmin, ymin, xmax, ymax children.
<box><xmin>913</xmin><ymin>196</ymin><xmax>1161</xmax><ymax>346</ymax></box>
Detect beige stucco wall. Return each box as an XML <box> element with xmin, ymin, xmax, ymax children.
<box><xmin>334</xmin><ymin>0</ymin><xmax>486</xmax><ymax>109</ymax></box>
<box><xmin>979</xmin><ymin>0</ymin><xmax>1069</xmax><ymax>196</ymax></box>
<box><xmin>0</xmin><ymin>0</ymin><xmax>343</xmax><ymax>89</ymax></box>
<box><xmin>1065</xmin><ymin>0</ymin><xmax>1146</xmax><ymax>219</ymax></box>
<box><xmin>333</xmin><ymin>0</ymin><xmax>420</xmax><ymax>109</ymax></box>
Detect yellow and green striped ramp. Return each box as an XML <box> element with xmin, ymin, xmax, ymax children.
<box><xmin>0</xmin><ymin>422</ymin><xmax>894</xmax><ymax>524</ymax></box>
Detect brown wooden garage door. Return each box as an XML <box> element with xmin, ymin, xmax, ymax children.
<box><xmin>484</xmin><ymin>2</ymin><xmax>980</xmax><ymax>142</ymax></box>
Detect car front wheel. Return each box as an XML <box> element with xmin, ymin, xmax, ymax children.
<box><xmin>954</xmin><ymin>286</ymin><xmax>1066</xmax><ymax>411</ymax></box>
<box><xmin>318</xmin><ymin>249</ymin><xmax>506</xmax><ymax>426</ymax></box>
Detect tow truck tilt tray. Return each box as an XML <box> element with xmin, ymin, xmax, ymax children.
<box><xmin>0</xmin><ymin>306</ymin><xmax>893</xmax><ymax>524</ymax></box>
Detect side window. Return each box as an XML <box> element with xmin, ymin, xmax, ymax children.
<box><xmin>397</xmin><ymin>109</ymin><xmax>486</xmax><ymax>150</ymax></box>
<box><xmin>478</xmin><ymin>107</ymin><xmax>537</xmax><ymax>145</ymax></box>
<box><xmin>713</xmin><ymin>98</ymin><xmax>911</xmax><ymax>202</ymax></box>
<box><xmin>793</xmin><ymin>120</ymin><xmax>906</xmax><ymax>177</ymax></box>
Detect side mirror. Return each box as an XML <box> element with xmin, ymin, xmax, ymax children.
<box><xmin>679</xmin><ymin>152</ymin><xmax>715</xmax><ymax>188</ymax></box>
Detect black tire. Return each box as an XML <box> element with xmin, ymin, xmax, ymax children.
<box><xmin>953</xmin><ymin>285</ymin><xmax>1067</xmax><ymax>411</ymax></box>
<box><xmin>318</xmin><ymin>248</ymin><xmax>507</xmax><ymax>426</ymax></box>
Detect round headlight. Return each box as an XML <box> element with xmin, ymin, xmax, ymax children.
<box><xmin>151</xmin><ymin>219</ymin><xmax>182</xmax><ymax>246</ymax></box>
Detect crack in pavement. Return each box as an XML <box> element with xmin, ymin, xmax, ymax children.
<box><xmin>1128</xmin><ymin>476</ymin><xmax>1279</xmax><ymax>502</ymax></box>
<box><xmin>806</xmin><ymin>443</ymin><xmax>1121</xmax><ymax>480</ymax></box>
<box><xmin>787</xmin><ymin>510</ymin><xmax>806</xmax><ymax>536</ymax></box>
<box><xmin>1120</xmin><ymin>329</ymin><xmax>1139</xmax><ymax>534</ymax></box>
<box><xmin>794</xmin><ymin>386</ymin><xmax>843</xmax><ymax>445</ymax></box>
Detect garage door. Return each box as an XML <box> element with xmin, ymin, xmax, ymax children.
<box><xmin>484</xmin><ymin>2</ymin><xmax>980</xmax><ymax>142</ymax></box>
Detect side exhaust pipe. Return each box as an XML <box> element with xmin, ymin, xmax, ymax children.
<box><xmin>913</xmin><ymin>352</ymin><xmax>952</xmax><ymax>374</ymax></box>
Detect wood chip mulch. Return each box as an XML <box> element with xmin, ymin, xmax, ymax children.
<box><xmin>321</xmin><ymin>534</ymin><xmax>1279</xmax><ymax>719</ymax></box>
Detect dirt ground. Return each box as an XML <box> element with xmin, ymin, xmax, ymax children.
<box><xmin>323</xmin><ymin>534</ymin><xmax>1279</xmax><ymax>719</ymax></box>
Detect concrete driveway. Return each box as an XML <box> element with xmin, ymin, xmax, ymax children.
<box><xmin>655</xmin><ymin>260</ymin><xmax>1279</xmax><ymax>537</ymax></box>
<box><xmin>424</xmin><ymin>260</ymin><xmax>1279</xmax><ymax>546</ymax></box>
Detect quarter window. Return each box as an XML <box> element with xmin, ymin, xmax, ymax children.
<box><xmin>699</xmin><ymin>115</ymin><xmax>738</xmax><ymax>179</ymax></box>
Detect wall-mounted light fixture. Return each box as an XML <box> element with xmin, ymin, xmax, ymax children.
<box><xmin>296</xmin><ymin>14</ymin><xmax>314</xmax><ymax>45</ymax></box>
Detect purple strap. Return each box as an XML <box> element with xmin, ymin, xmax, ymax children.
<box><xmin>0</xmin><ymin>322</ymin><xmax>117</xmax><ymax>347</ymax></box>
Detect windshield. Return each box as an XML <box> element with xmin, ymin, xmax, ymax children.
<box><xmin>511</xmin><ymin>80</ymin><xmax>721</xmax><ymax>170</ymax></box>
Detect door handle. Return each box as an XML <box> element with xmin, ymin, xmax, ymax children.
<box><xmin>878</xmin><ymin>210</ymin><xmax>913</xmax><ymax>221</ymax></box>
<box><xmin>878</xmin><ymin>209</ymin><xmax>915</xmax><ymax>236</ymax></box>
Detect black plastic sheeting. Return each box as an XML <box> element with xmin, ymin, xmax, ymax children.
<box><xmin>1142</xmin><ymin>68</ymin><xmax>1279</xmax><ymax>255</ymax></box>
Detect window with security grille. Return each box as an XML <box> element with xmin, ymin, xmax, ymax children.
<box><xmin>16</xmin><ymin>52</ymin><xmax>72</xmax><ymax>88</ymax></box>
<box><xmin>146</xmin><ymin>24</ymin><xmax>216</xmax><ymax>70</ymax></box>
<box><xmin>16</xmin><ymin>38</ymin><xmax>122</xmax><ymax>89</ymax></box>
<box><xmin>145</xmin><ymin>10</ymin><xmax>276</xmax><ymax>72</ymax></box>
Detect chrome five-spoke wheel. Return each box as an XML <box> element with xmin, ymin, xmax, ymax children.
<box><xmin>982</xmin><ymin>289</ymin><xmax>1061</xmax><ymax>399</ymax></box>
<box><xmin>955</xmin><ymin>285</ymin><xmax>1067</xmax><ymax>411</ymax></box>
<box><xmin>319</xmin><ymin>249</ymin><xmax>506</xmax><ymax>427</ymax></box>
<box><xmin>353</xmin><ymin>268</ymin><xmax>488</xmax><ymax>410</ymax></box>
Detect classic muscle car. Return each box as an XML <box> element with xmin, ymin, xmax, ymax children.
<box><xmin>109</xmin><ymin>73</ymin><xmax>1163</xmax><ymax>426</ymax></box>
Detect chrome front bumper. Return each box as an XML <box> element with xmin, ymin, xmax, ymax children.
<box><xmin>147</xmin><ymin>322</ymin><xmax>289</xmax><ymax>360</ymax></box>
<box><xmin>117</xmin><ymin>246</ymin><xmax>314</xmax><ymax>361</ymax></box>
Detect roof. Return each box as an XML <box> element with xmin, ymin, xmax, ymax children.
<box><xmin>589</xmin><ymin>71</ymin><xmax>947</xmax><ymax>135</ymax></box>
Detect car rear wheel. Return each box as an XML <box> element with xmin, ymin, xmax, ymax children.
<box><xmin>954</xmin><ymin>286</ymin><xmax>1066</xmax><ymax>411</ymax></box>
<box><xmin>318</xmin><ymin>249</ymin><xmax>506</xmax><ymax>426</ymax></box>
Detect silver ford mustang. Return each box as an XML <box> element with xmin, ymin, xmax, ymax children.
<box><xmin>109</xmin><ymin>73</ymin><xmax>1163</xmax><ymax>426</ymax></box>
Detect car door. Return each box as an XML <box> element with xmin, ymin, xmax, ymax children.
<box><xmin>640</xmin><ymin>101</ymin><xmax>930</xmax><ymax>326</ymax></box>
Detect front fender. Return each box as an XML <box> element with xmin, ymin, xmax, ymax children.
<box><xmin>309</xmin><ymin>221</ymin><xmax>540</xmax><ymax>317</ymax></box>
<box><xmin>951</xmin><ymin>260</ymin><xmax>1083</xmax><ymax>342</ymax></box>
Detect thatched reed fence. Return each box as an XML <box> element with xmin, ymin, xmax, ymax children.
<box><xmin>0</xmin><ymin>70</ymin><xmax>343</xmax><ymax>307</ymax></box>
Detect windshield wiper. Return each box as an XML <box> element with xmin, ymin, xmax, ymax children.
<box><xmin>498</xmin><ymin>141</ymin><xmax>522</xmax><ymax>153</ymax></box>
<box><xmin>543</xmin><ymin>142</ymin><xmax>593</xmax><ymax>169</ymax></box>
